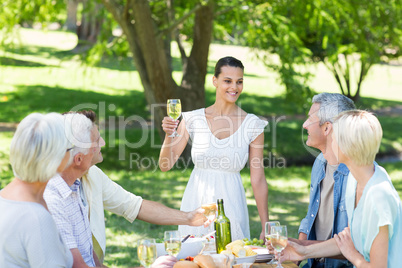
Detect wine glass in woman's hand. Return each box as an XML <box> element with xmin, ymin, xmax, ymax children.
<box><xmin>167</xmin><ymin>99</ymin><xmax>181</xmax><ymax>138</ymax></box>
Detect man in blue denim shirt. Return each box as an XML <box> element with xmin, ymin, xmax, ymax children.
<box><xmin>298</xmin><ymin>93</ymin><xmax>355</xmax><ymax>268</ymax></box>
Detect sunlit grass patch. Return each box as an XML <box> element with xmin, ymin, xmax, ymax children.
<box><xmin>269</xmin><ymin>178</ymin><xmax>309</xmax><ymax>192</ymax></box>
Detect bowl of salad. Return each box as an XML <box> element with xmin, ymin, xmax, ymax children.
<box><xmin>156</xmin><ymin>236</ymin><xmax>204</xmax><ymax>260</ymax></box>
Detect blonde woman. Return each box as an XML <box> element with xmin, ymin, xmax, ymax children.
<box><xmin>280</xmin><ymin>110</ymin><xmax>402</xmax><ymax>267</ymax></box>
<box><xmin>0</xmin><ymin>113</ymin><xmax>73</xmax><ymax>268</ymax></box>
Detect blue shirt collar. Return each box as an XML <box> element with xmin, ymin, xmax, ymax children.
<box><xmin>316</xmin><ymin>153</ymin><xmax>350</xmax><ymax>177</ymax></box>
<box><xmin>336</xmin><ymin>163</ymin><xmax>349</xmax><ymax>176</ymax></box>
<box><xmin>70</xmin><ymin>179</ymin><xmax>81</xmax><ymax>192</ymax></box>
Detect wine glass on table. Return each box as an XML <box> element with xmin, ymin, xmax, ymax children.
<box><xmin>137</xmin><ymin>238</ymin><xmax>157</xmax><ymax>268</ymax></box>
<box><xmin>167</xmin><ymin>99</ymin><xmax>182</xmax><ymax>138</ymax></box>
<box><xmin>270</xmin><ymin>225</ymin><xmax>288</xmax><ymax>268</ymax></box>
<box><xmin>164</xmin><ymin>230</ymin><xmax>182</xmax><ymax>258</ymax></box>
<box><xmin>265</xmin><ymin>221</ymin><xmax>280</xmax><ymax>264</ymax></box>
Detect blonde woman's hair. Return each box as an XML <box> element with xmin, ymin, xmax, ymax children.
<box><xmin>10</xmin><ymin>113</ymin><xmax>70</xmax><ymax>183</ymax></box>
<box><xmin>333</xmin><ymin>110</ymin><xmax>382</xmax><ymax>166</ymax></box>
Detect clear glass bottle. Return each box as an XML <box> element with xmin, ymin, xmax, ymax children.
<box><xmin>214</xmin><ymin>199</ymin><xmax>232</xmax><ymax>253</ymax></box>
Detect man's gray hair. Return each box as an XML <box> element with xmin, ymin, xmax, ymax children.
<box><xmin>64</xmin><ymin>113</ymin><xmax>94</xmax><ymax>156</ymax></box>
<box><xmin>312</xmin><ymin>93</ymin><xmax>356</xmax><ymax>125</ymax></box>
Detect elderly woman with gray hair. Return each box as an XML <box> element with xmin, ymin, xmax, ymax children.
<box><xmin>0</xmin><ymin>113</ymin><xmax>73</xmax><ymax>267</ymax></box>
<box><xmin>279</xmin><ymin>110</ymin><xmax>402</xmax><ymax>267</ymax></box>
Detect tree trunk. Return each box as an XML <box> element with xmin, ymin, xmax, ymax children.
<box><xmin>76</xmin><ymin>0</ymin><xmax>104</xmax><ymax>49</ymax></box>
<box><xmin>103</xmin><ymin>0</ymin><xmax>179</xmax><ymax>142</ymax></box>
<box><xmin>175</xmin><ymin>1</ymin><xmax>214</xmax><ymax>160</ymax></box>
<box><xmin>65</xmin><ymin>0</ymin><xmax>78</xmax><ymax>32</ymax></box>
<box><xmin>326</xmin><ymin>57</ymin><xmax>367</xmax><ymax>103</ymax></box>
<box><xmin>101</xmin><ymin>0</ymin><xmax>214</xmax><ymax>146</ymax></box>
<box><xmin>180</xmin><ymin>1</ymin><xmax>214</xmax><ymax>112</ymax></box>
<box><xmin>349</xmin><ymin>92</ymin><xmax>360</xmax><ymax>103</ymax></box>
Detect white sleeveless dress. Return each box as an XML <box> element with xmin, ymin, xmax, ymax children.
<box><xmin>178</xmin><ymin>108</ymin><xmax>268</xmax><ymax>240</ymax></box>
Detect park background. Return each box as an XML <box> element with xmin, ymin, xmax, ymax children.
<box><xmin>0</xmin><ymin>1</ymin><xmax>402</xmax><ymax>267</ymax></box>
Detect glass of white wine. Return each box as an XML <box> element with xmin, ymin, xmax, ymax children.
<box><xmin>270</xmin><ymin>225</ymin><xmax>288</xmax><ymax>268</ymax></box>
<box><xmin>137</xmin><ymin>238</ymin><xmax>157</xmax><ymax>268</ymax></box>
<box><xmin>167</xmin><ymin>99</ymin><xmax>182</xmax><ymax>138</ymax></box>
<box><xmin>202</xmin><ymin>202</ymin><xmax>217</xmax><ymax>232</ymax></box>
<box><xmin>265</xmin><ymin>221</ymin><xmax>280</xmax><ymax>264</ymax></box>
<box><xmin>164</xmin><ymin>230</ymin><xmax>181</xmax><ymax>257</ymax></box>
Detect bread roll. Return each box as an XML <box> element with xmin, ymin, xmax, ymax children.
<box><xmin>226</xmin><ymin>240</ymin><xmax>245</xmax><ymax>249</ymax></box>
<box><xmin>244</xmin><ymin>246</ymin><xmax>257</xmax><ymax>256</ymax></box>
<box><xmin>231</xmin><ymin>245</ymin><xmax>246</xmax><ymax>257</ymax></box>
<box><xmin>194</xmin><ymin>254</ymin><xmax>217</xmax><ymax>268</ymax></box>
<box><xmin>173</xmin><ymin>260</ymin><xmax>199</xmax><ymax>268</ymax></box>
<box><xmin>219</xmin><ymin>249</ymin><xmax>233</xmax><ymax>256</ymax></box>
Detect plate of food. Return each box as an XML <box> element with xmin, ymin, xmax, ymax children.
<box><xmin>174</xmin><ymin>254</ymin><xmax>229</xmax><ymax>268</ymax></box>
<box><xmin>219</xmin><ymin>239</ymin><xmax>259</xmax><ymax>264</ymax></box>
<box><xmin>248</xmin><ymin>246</ymin><xmax>274</xmax><ymax>263</ymax></box>
<box><xmin>234</xmin><ymin>238</ymin><xmax>274</xmax><ymax>263</ymax></box>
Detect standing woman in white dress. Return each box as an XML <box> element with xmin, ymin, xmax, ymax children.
<box><xmin>159</xmin><ymin>56</ymin><xmax>269</xmax><ymax>240</ymax></box>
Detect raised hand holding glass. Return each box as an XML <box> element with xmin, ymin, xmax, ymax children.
<box><xmin>167</xmin><ymin>99</ymin><xmax>181</xmax><ymax>138</ymax></box>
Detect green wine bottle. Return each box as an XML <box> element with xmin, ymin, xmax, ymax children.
<box><xmin>214</xmin><ymin>199</ymin><xmax>232</xmax><ymax>253</ymax></box>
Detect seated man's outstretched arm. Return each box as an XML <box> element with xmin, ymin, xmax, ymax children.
<box><xmin>137</xmin><ymin>200</ymin><xmax>210</xmax><ymax>227</ymax></box>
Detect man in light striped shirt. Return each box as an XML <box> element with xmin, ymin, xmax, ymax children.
<box><xmin>45</xmin><ymin>112</ymin><xmax>213</xmax><ymax>267</ymax></box>
<box><xmin>45</xmin><ymin>113</ymin><xmax>102</xmax><ymax>267</ymax></box>
<box><xmin>45</xmin><ymin>175</ymin><xmax>96</xmax><ymax>267</ymax></box>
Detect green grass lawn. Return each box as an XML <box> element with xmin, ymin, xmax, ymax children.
<box><xmin>1</xmin><ymin>125</ymin><xmax>402</xmax><ymax>267</ymax></box>
<box><xmin>1</xmin><ymin>28</ymin><xmax>402</xmax><ymax>267</ymax></box>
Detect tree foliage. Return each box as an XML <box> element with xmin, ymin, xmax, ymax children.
<box><xmin>0</xmin><ymin>0</ymin><xmax>64</xmax><ymax>29</ymax></box>
<box><xmin>2</xmin><ymin>0</ymin><xmax>401</xmax><ymax>114</ymax></box>
<box><xmin>0</xmin><ymin>0</ymin><xmax>65</xmax><ymax>47</ymax></box>
<box><xmin>245</xmin><ymin>0</ymin><xmax>402</xmax><ymax>102</ymax></box>
<box><xmin>98</xmin><ymin>0</ymin><xmax>215</xmax><ymax>141</ymax></box>
<box><xmin>206</xmin><ymin>0</ymin><xmax>314</xmax><ymax>111</ymax></box>
<box><xmin>1</xmin><ymin>0</ymin><xmax>213</xmax><ymax>140</ymax></box>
